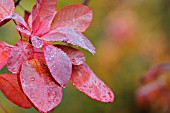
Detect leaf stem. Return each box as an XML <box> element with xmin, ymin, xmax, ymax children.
<box><xmin>13</xmin><ymin>20</ymin><xmax>23</xmax><ymax>40</ymax></box>
<box><xmin>15</xmin><ymin>0</ymin><xmax>21</xmax><ymax>7</ymax></box>
<box><xmin>83</xmin><ymin>0</ymin><xmax>89</xmax><ymax>5</ymax></box>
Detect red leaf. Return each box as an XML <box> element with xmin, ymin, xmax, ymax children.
<box><xmin>31</xmin><ymin>36</ymin><xmax>44</xmax><ymax>48</ymax></box>
<box><xmin>51</xmin><ymin>4</ymin><xmax>93</xmax><ymax>32</ymax></box>
<box><xmin>33</xmin><ymin>48</ymin><xmax>46</xmax><ymax>63</ymax></box>
<box><xmin>0</xmin><ymin>41</ymin><xmax>13</xmax><ymax>69</ymax></box>
<box><xmin>43</xmin><ymin>45</ymin><xmax>72</xmax><ymax>87</ymax></box>
<box><xmin>0</xmin><ymin>0</ymin><xmax>14</xmax><ymax>20</ymax></box>
<box><xmin>24</xmin><ymin>11</ymin><xmax>31</xmax><ymax>26</ymax></box>
<box><xmin>71</xmin><ymin>63</ymin><xmax>114</xmax><ymax>102</ymax></box>
<box><xmin>0</xmin><ymin>13</ymin><xmax>28</xmax><ymax>28</ymax></box>
<box><xmin>16</xmin><ymin>25</ymin><xmax>31</xmax><ymax>38</ymax></box>
<box><xmin>7</xmin><ymin>40</ymin><xmax>33</xmax><ymax>74</ymax></box>
<box><xmin>20</xmin><ymin>59</ymin><xmax>62</xmax><ymax>112</ymax></box>
<box><xmin>11</xmin><ymin>13</ymin><xmax>28</xmax><ymax>29</ymax></box>
<box><xmin>142</xmin><ymin>64</ymin><xmax>170</xmax><ymax>84</ymax></box>
<box><xmin>32</xmin><ymin>0</ymin><xmax>57</xmax><ymax>35</ymax></box>
<box><xmin>55</xmin><ymin>45</ymin><xmax>85</xmax><ymax>65</ymax></box>
<box><xmin>42</xmin><ymin>26</ymin><xmax>96</xmax><ymax>54</ymax></box>
<box><xmin>136</xmin><ymin>81</ymin><xmax>164</xmax><ymax>108</ymax></box>
<box><xmin>0</xmin><ymin>74</ymin><xmax>32</xmax><ymax>108</ymax></box>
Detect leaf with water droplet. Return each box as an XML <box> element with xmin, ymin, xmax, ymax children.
<box><xmin>0</xmin><ymin>0</ymin><xmax>15</xmax><ymax>26</ymax></box>
<box><xmin>55</xmin><ymin>45</ymin><xmax>85</xmax><ymax>65</ymax></box>
<box><xmin>33</xmin><ymin>48</ymin><xmax>46</xmax><ymax>63</ymax></box>
<box><xmin>31</xmin><ymin>0</ymin><xmax>57</xmax><ymax>35</ymax></box>
<box><xmin>16</xmin><ymin>24</ymin><xmax>31</xmax><ymax>38</ymax></box>
<box><xmin>7</xmin><ymin>40</ymin><xmax>33</xmax><ymax>74</ymax></box>
<box><xmin>51</xmin><ymin>4</ymin><xmax>93</xmax><ymax>32</ymax></box>
<box><xmin>71</xmin><ymin>63</ymin><xmax>114</xmax><ymax>102</ymax></box>
<box><xmin>42</xmin><ymin>26</ymin><xmax>96</xmax><ymax>54</ymax></box>
<box><xmin>20</xmin><ymin>59</ymin><xmax>62</xmax><ymax>113</ymax></box>
<box><xmin>43</xmin><ymin>45</ymin><xmax>72</xmax><ymax>87</ymax></box>
<box><xmin>0</xmin><ymin>41</ymin><xmax>13</xmax><ymax>70</ymax></box>
<box><xmin>0</xmin><ymin>74</ymin><xmax>32</xmax><ymax>108</ymax></box>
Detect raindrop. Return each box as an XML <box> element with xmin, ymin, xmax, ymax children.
<box><xmin>30</xmin><ymin>77</ymin><xmax>35</xmax><ymax>81</ymax></box>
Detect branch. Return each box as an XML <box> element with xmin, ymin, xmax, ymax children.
<box><xmin>83</xmin><ymin>0</ymin><xmax>89</xmax><ymax>5</ymax></box>
<box><xmin>15</xmin><ymin>0</ymin><xmax>21</xmax><ymax>7</ymax></box>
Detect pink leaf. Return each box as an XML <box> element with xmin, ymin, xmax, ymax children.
<box><xmin>51</xmin><ymin>4</ymin><xmax>93</xmax><ymax>32</ymax></box>
<box><xmin>20</xmin><ymin>59</ymin><xmax>62</xmax><ymax>112</ymax></box>
<box><xmin>33</xmin><ymin>48</ymin><xmax>46</xmax><ymax>63</ymax></box>
<box><xmin>7</xmin><ymin>40</ymin><xmax>33</xmax><ymax>74</ymax></box>
<box><xmin>16</xmin><ymin>25</ymin><xmax>31</xmax><ymax>38</ymax></box>
<box><xmin>55</xmin><ymin>45</ymin><xmax>85</xmax><ymax>65</ymax></box>
<box><xmin>136</xmin><ymin>81</ymin><xmax>164</xmax><ymax>108</ymax></box>
<box><xmin>31</xmin><ymin>36</ymin><xmax>44</xmax><ymax>48</ymax></box>
<box><xmin>0</xmin><ymin>41</ymin><xmax>13</xmax><ymax>69</ymax></box>
<box><xmin>42</xmin><ymin>26</ymin><xmax>96</xmax><ymax>54</ymax></box>
<box><xmin>32</xmin><ymin>0</ymin><xmax>57</xmax><ymax>35</ymax></box>
<box><xmin>71</xmin><ymin>63</ymin><xmax>114</xmax><ymax>102</ymax></box>
<box><xmin>0</xmin><ymin>74</ymin><xmax>32</xmax><ymax>108</ymax></box>
<box><xmin>43</xmin><ymin>45</ymin><xmax>72</xmax><ymax>87</ymax></box>
<box><xmin>11</xmin><ymin>13</ymin><xmax>28</xmax><ymax>29</ymax></box>
<box><xmin>24</xmin><ymin>10</ymin><xmax>31</xmax><ymax>26</ymax></box>
<box><xmin>0</xmin><ymin>0</ymin><xmax>14</xmax><ymax>20</ymax></box>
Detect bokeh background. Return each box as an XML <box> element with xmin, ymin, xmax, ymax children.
<box><xmin>1</xmin><ymin>0</ymin><xmax>170</xmax><ymax>113</ymax></box>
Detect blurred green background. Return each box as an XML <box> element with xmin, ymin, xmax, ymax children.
<box><xmin>1</xmin><ymin>0</ymin><xmax>170</xmax><ymax>113</ymax></box>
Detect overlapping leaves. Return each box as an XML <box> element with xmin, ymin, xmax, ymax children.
<box><xmin>0</xmin><ymin>0</ymin><xmax>114</xmax><ymax>112</ymax></box>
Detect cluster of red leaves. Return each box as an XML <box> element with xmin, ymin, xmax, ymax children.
<box><xmin>0</xmin><ymin>0</ymin><xmax>114</xmax><ymax>112</ymax></box>
<box><xmin>136</xmin><ymin>64</ymin><xmax>170</xmax><ymax>112</ymax></box>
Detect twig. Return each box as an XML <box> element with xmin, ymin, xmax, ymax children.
<box><xmin>15</xmin><ymin>0</ymin><xmax>21</xmax><ymax>7</ymax></box>
<box><xmin>83</xmin><ymin>0</ymin><xmax>89</xmax><ymax>5</ymax></box>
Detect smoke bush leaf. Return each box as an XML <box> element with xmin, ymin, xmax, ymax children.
<box><xmin>20</xmin><ymin>59</ymin><xmax>62</xmax><ymax>113</ymax></box>
<box><xmin>55</xmin><ymin>45</ymin><xmax>85</xmax><ymax>65</ymax></box>
<box><xmin>7</xmin><ymin>40</ymin><xmax>33</xmax><ymax>74</ymax></box>
<box><xmin>0</xmin><ymin>74</ymin><xmax>32</xmax><ymax>108</ymax></box>
<box><xmin>51</xmin><ymin>4</ymin><xmax>93</xmax><ymax>32</ymax></box>
<box><xmin>0</xmin><ymin>41</ymin><xmax>13</xmax><ymax>70</ymax></box>
<box><xmin>43</xmin><ymin>26</ymin><xmax>96</xmax><ymax>54</ymax></box>
<box><xmin>43</xmin><ymin>45</ymin><xmax>72</xmax><ymax>87</ymax></box>
<box><xmin>71</xmin><ymin>63</ymin><xmax>114</xmax><ymax>102</ymax></box>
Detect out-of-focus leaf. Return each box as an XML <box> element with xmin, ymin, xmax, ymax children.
<box><xmin>142</xmin><ymin>64</ymin><xmax>170</xmax><ymax>84</ymax></box>
<box><xmin>20</xmin><ymin>59</ymin><xmax>62</xmax><ymax>112</ymax></box>
<box><xmin>136</xmin><ymin>81</ymin><xmax>164</xmax><ymax>108</ymax></box>
<box><xmin>0</xmin><ymin>41</ymin><xmax>13</xmax><ymax>69</ymax></box>
<box><xmin>32</xmin><ymin>0</ymin><xmax>57</xmax><ymax>35</ymax></box>
<box><xmin>0</xmin><ymin>74</ymin><xmax>32</xmax><ymax>108</ymax></box>
<box><xmin>7</xmin><ymin>40</ymin><xmax>33</xmax><ymax>74</ymax></box>
<box><xmin>71</xmin><ymin>63</ymin><xmax>114</xmax><ymax>102</ymax></box>
<box><xmin>43</xmin><ymin>26</ymin><xmax>96</xmax><ymax>54</ymax></box>
<box><xmin>43</xmin><ymin>45</ymin><xmax>72</xmax><ymax>87</ymax></box>
<box><xmin>55</xmin><ymin>45</ymin><xmax>85</xmax><ymax>65</ymax></box>
<box><xmin>51</xmin><ymin>4</ymin><xmax>93</xmax><ymax>32</ymax></box>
